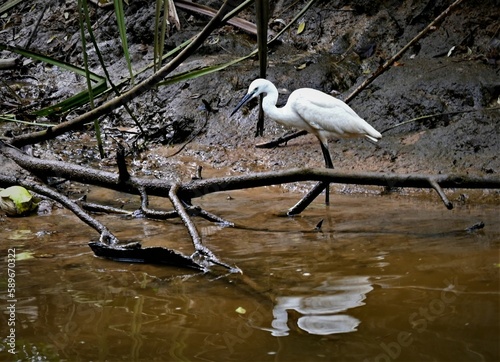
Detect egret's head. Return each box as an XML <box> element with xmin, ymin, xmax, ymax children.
<box><xmin>230</xmin><ymin>78</ymin><xmax>272</xmax><ymax>116</ymax></box>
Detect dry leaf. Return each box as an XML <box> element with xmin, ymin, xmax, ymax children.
<box><xmin>297</xmin><ymin>22</ymin><xmax>306</xmax><ymax>35</ymax></box>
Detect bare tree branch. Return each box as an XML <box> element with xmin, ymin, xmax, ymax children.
<box><xmin>169</xmin><ymin>182</ymin><xmax>240</xmax><ymax>272</ymax></box>
<box><xmin>14</xmin><ymin>177</ymin><xmax>120</xmax><ymax>245</ymax></box>
<box><xmin>2</xmin><ymin>141</ymin><xmax>499</xmax><ymax>213</ymax></box>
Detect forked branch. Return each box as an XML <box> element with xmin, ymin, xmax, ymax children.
<box><xmin>1</xmin><ymin>140</ymin><xmax>499</xmax><ymax>272</ymax></box>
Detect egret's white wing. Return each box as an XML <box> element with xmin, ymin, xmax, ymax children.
<box><xmin>290</xmin><ymin>89</ymin><xmax>379</xmax><ymax>139</ymax></box>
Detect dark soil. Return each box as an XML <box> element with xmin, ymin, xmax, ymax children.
<box><xmin>1</xmin><ymin>0</ymin><xmax>499</xmax><ymax>196</ymax></box>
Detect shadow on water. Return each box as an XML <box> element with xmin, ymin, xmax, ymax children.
<box><xmin>1</xmin><ymin>188</ymin><xmax>499</xmax><ymax>361</ymax></box>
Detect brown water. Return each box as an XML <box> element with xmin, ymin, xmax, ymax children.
<box><xmin>1</xmin><ymin>188</ymin><xmax>499</xmax><ymax>362</ymax></box>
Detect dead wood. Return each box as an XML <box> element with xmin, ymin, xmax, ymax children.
<box><xmin>136</xmin><ymin>186</ymin><xmax>232</xmax><ymax>223</ymax></box>
<box><xmin>175</xmin><ymin>0</ymin><xmax>257</xmax><ymax>35</ymax></box>
<box><xmin>169</xmin><ymin>182</ymin><xmax>240</xmax><ymax>272</ymax></box>
<box><xmin>2</xmin><ymin>140</ymin><xmax>499</xmax><ymax>210</ymax></box>
<box><xmin>87</xmin><ymin>242</ymin><xmax>205</xmax><ymax>271</ymax></box>
<box><xmin>288</xmin><ymin>181</ymin><xmax>329</xmax><ymax>216</ymax></box>
<box><xmin>1</xmin><ymin>174</ymin><xmax>120</xmax><ymax>245</ymax></box>
<box><xmin>2</xmin><ymin>139</ymin><xmax>499</xmax><ymax>272</ymax></box>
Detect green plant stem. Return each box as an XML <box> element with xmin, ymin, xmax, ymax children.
<box><xmin>78</xmin><ymin>0</ymin><xmax>105</xmax><ymax>158</ymax></box>
<box><xmin>80</xmin><ymin>0</ymin><xmax>145</xmax><ymax>137</ymax></box>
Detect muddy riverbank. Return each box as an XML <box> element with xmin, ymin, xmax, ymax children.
<box><xmin>0</xmin><ymin>0</ymin><xmax>499</xmax><ymax>187</ymax></box>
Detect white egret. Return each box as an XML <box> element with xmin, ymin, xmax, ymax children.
<box><xmin>231</xmin><ymin>78</ymin><xmax>382</xmax><ymax>170</ymax></box>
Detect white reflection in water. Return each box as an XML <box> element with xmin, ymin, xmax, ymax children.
<box><xmin>270</xmin><ymin>276</ymin><xmax>373</xmax><ymax>336</ymax></box>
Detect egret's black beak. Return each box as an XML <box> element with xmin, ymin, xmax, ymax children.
<box><xmin>230</xmin><ymin>91</ymin><xmax>256</xmax><ymax>116</ymax></box>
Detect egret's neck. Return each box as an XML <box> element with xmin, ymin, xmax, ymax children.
<box><xmin>261</xmin><ymin>87</ymin><xmax>280</xmax><ymax>120</ymax></box>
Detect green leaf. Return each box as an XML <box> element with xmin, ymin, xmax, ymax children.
<box><xmin>114</xmin><ymin>0</ymin><xmax>134</xmax><ymax>82</ymax></box>
<box><xmin>297</xmin><ymin>22</ymin><xmax>306</xmax><ymax>34</ymax></box>
<box><xmin>235</xmin><ymin>306</ymin><xmax>246</xmax><ymax>314</ymax></box>
<box><xmin>16</xmin><ymin>251</ymin><xmax>35</xmax><ymax>261</ymax></box>
<box><xmin>0</xmin><ymin>186</ymin><xmax>38</xmax><ymax>216</ymax></box>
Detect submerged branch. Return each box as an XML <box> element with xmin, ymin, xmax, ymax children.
<box><xmin>16</xmin><ymin>177</ymin><xmax>120</xmax><ymax>245</ymax></box>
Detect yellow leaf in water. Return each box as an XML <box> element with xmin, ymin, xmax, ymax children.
<box><xmin>297</xmin><ymin>22</ymin><xmax>306</xmax><ymax>35</ymax></box>
<box><xmin>16</xmin><ymin>251</ymin><xmax>35</xmax><ymax>261</ymax></box>
<box><xmin>7</xmin><ymin>229</ymin><xmax>34</xmax><ymax>240</ymax></box>
<box><xmin>235</xmin><ymin>307</ymin><xmax>246</xmax><ymax>314</ymax></box>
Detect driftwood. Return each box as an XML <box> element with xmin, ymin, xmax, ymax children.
<box><xmin>2</xmin><ymin>141</ymin><xmax>499</xmax><ymax>207</ymax></box>
<box><xmin>2</xmin><ymin>139</ymin><xmax>500</xmax><ymax>272</ymax></box>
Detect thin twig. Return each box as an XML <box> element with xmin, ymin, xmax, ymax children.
<box><xmin>381</xmin><ymin>107</ymin><xmax>500</xmax><ymax>134</ymax></box>
<box><xmin>23</xmin><ymin>2</ymin><xmax>49</xmax><ymax>50</ymax></box>
<box><xmin>80</xmin><ymin>201</ymin><xmax>133</xmax><ymax>215</ymax></box>
<box><xmin>255</xmin><ymin>130</ymin><xmax>308</xmax><ymax>149</ymax></box>
<box><xmin>169</xmin><ymin>183</ymin><xmax>239</xmax><ymax>271</ymax></box>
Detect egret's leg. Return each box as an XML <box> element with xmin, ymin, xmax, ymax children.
<box><xmin>319</xmin><ymin>142</ymin><xmax>334</xmax><ymax>204</ymax></box>
<box><xmin>320</xmin><ymin>142</ymin><xmax>334</xmax><ymax>169</ymax></box>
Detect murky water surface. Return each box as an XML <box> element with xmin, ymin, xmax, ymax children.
<box><xmin>1</xmin><ymin>188</ymin><xmax>499</xmax><ymax>361</ymax></box>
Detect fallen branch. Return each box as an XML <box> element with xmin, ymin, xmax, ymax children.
<box><xmin>137</xmin><ymin>186</ymin><xmax>232</xmax><ymax>223</ymax></box>
<box><xmin>88</xmin><ymin>243</ymin><xmax>205</xmax><ymax>271</ymax></box>
<box><xmin>2</xmin><ymin>141</ymin><xmax>499</xmax><ymax>212</ymax></box>
<box><xmin>287</xmin><ymin>181</ymin><xmax>328</xmax><ymax>215</ymax></box>
<box><xmin>0</xmin><ymin>159</ymin><xmax>230</xmax><ymax>272</ymax></box>
<box><xmin>169</xmin><ymin>183</ymin><xmax>240</xmax><ymax>272</ymax></box>
<box><xmin>175</xmin><ymin>0</ymin><xmax>258</xmax><ymax>35</ymax></box>
<box><xmin>2</xmin><ymin>174</ymin><xmax>121</xmax><ymax>245</ymax></box>
<box><xmin>255</xmin><ymin>130</ymin><xmax>308</xmax><ymax>149</ymax></box>
<box><xmin>2</xmin><ymin>141</ymin><xmax>499</xmax><ymax>272</ymax></box>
